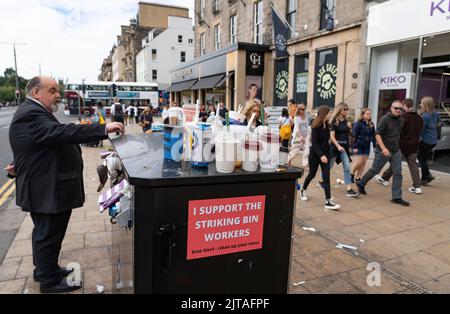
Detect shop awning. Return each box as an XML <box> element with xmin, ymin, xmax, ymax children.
<box><xmin>216</xmin><ymin>72</ymin><xmax>234</xmax><ymax>88</ymax></box>
<box><xmin>190</xmin><ymin>74</ymin><xmax>225</xmax><ymax>90</ymax></box>
<box><xmin>166</xmin><ymin>79</ymin><xmax>197</xmax><ymax>92</ymax></box>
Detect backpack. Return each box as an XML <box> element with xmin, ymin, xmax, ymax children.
<box><xmin>114</xmin><ymin>104</ymin><xmax>124</xmax><ymax>118</ymax></box>
<box><xmin>280</xmin><ymin>124</ymin><xmax>292</xmax><ymax>141</ymax></box>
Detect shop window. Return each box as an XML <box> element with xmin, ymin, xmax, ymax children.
<box><xmin>294</xmin><ymin>54</ymin><xmax>309</xmax><ymax>105</ymax></box>
<box><xmin>320</xmin><ymin>0</ymin><xmax>336</xmax><ymax>31</ymax></box>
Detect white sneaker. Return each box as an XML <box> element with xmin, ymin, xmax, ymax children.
<box><xmin>408</xmin><ymin>187</ymin><xmax>422</xmax><ymax>194</ymax></box>
<box><xmin>375</xmin><ymin>175</ymin><xmax>389</xmax><ymax>186</ymax></box>
<box><xmin>300</xmin><ymin>190</ymin><xmax>309</xmax><ymax>201</ymax></box>
<box><xmin>325</xmin><ymin>199</ymin><xmax>341</xmax><ymax>211</ymax></box>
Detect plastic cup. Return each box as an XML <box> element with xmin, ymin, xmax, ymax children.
<box><xmin>242</xmin><ymin>135</ymin><xmax>261</xmax><ymax>172</ymax></box>
<box><xmin>215</xmin><ymin>132</ymin><xmax>238</xmax><ymax>174</ymax></box>
<box><xmin>259</xmin><ymin>131</ymin><xmax>280</xmax><ymax>172</ymax></box>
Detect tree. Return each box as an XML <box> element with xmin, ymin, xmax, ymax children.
<box><xmin>0</xmin><ymin>68</ymin><xmax>28</xmax><ymax>102</ymax></box>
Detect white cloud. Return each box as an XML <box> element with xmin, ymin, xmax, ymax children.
<box><xmin>0</xmin><ymin>0</ymin><xmax>194</xmax><ymax>82</ymax></box>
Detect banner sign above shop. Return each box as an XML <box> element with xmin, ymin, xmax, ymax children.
<box><xmin>187</xmin><ymin>195</ymin><xmax>266</xmax><ymax>260</ymax></box>
<box><xmin>271</xmin><ymin>7</ymin><xmax>289</xmax><ymax>58</ymax></box>
<box><xmin>273</xmin><ymin>58</ymin><xmax>289</xmax><ymax>107</ymax></box>
<box><xmin>246</xmin><ymin>51</ymin><xmax>265</xmax><ymax>76</ymax></box>
<box><xmin>314</xmin><ymin>48</ymin><xmax>338</xmax><ymax>108</ymax></box>
<box><xmin>367</xmin><ymin>0</ymin><xmax>450</xmax><ymax>46</ymax></box>
<box><xmin>378</xmin><ymin>73</ymin><xmax>415</xmax><ymax>90</ymax></box>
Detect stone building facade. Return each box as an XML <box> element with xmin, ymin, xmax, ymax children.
<box><xmin>101</xmin><ymin>2</ymin><xmax>190</xmax><ymax>82</ymax></box>
<box><xmin>192</xmin><ymin>0</ymin><xmax>388</xmax><ymax>113</ymax></box>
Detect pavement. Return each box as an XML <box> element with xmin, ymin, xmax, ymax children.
<box><xmin>0</xmin><ymin>121</ymin><xmax>449</xmax><ymax>294</ymax></box>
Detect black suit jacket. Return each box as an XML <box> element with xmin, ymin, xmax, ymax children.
<box><xmin>9</xmin><ymin>98</ymin><xmax>108</xmax><ymax>214</ymax></box>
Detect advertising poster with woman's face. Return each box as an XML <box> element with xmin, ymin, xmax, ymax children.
<box><xmin>246</xmin><ymin>76</ymin><xmax>262</xmax><ymax>101</ymax></box>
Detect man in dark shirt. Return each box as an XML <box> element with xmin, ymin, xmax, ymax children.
<box><xmin>379</xmin><ymin>99</ymin><xmax>424</xmax><ymax>194</ymax></box>
<box><xmin>357</xmin><ymin>100</ymin><xmax>409</xmax><ymax>206</ymax></box>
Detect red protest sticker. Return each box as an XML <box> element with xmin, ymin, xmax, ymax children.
<box><xmin>187</xmin><ymin>195</ymin><xmax>266</xmax><ymax>260</ymax></box>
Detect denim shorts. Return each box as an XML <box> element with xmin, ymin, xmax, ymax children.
<box><xmin>356</xmin><ymin>147</ymin><xmax>370</xmax><ymax>156</ymax></box>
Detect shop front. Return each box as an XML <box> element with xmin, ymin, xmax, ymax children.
<box><xmin>366</xmin><ymin>0</ymin><xmax>450</xmax><ymax>135</ymax></box>
<box><xmin>168</xmin><ymin>43</ymin><xmax>270</xmax><ymax>111</ymax></box>
<box><xmin>270</xmin><ymin>25</ymin><xmax>364</xmax><ymax>113</ymax></box>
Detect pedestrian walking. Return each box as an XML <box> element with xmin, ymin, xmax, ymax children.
<box><xmin>356</xmin><ymin>100</ymin><xmax>409</xmax><ymax>206</ymax></box>
<box><xmin>326</xmin><ymin>102</ymin><xmax>359</xmax><ymax>197</ymax></box>
<box><xmin>7</xmin><ymin>76</ymin><xmax>124</xmax><ymax>293</ymax></box>
<box><xmin>379</xmin><ymin>99</ymin><xmax>424</xmax><ymax>194</ymax></box>
<box><xmin>287</xmin><ymin>104</ymin><xmax>310</xmax><ymax>167</ymax></box>
<box><xmin>126</xmin><ymin>103</ymin><xmax>137</xmax><ymax>125</ymax></box>
<box><xmin>299</xmin><ymin>105</ymin><xmax>341</xmax><ymax>210</ymax></box>
<box><xmin>417</xmin><ymin>96</ymin><xmax>441</xmax><ymax>185</ymax></box>
<box><xmin>351</xmin><ymin>108</ymin><xmax>376</xmax><ymax>183</ymax></box>
<box><xmin>111</xmin><ymin>98</ymin><xmax>126</xmax><ymax>134</ymax></box>
<box><xmin>279</xmin><ymin>108</ymin><xmax>292</xmax><ymax>148</ymax></box>
<box><xmin>139</xmin><ymin>106</ymin><xmax>153</xmax><ymax>133</ymax></box>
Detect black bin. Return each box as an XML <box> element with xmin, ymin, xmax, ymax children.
<box><xmin>110</xmin><ymin>133</ymin><xmax>303</xmax><ymax>294</ymax></box>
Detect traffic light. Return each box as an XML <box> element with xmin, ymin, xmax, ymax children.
<box><xmin>112</xmin><ymin>84</ymin><xmax>117</xmax><ymax>97</ymax></box>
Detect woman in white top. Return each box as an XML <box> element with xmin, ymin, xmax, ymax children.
<box><xmin>288</xmin><ymin>104</ymin><xmax>310</xmax><ymax>167</ymax></box>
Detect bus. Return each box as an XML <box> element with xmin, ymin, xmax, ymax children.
<box><xmin>64</xmin><ymin>81</ymin><xmax>159</xmax><ymax>116</ymax></box>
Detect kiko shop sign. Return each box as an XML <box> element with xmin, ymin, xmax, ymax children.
<box><xmin>378</xmin><ymin>73</ymin><xmax>414</xmax><ymax>90</ymax></box>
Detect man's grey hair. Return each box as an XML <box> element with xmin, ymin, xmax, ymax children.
<box><xmin>26</xmin><ymin>76</ymin><xmax>42</xmax><ymax>95</ymax></box>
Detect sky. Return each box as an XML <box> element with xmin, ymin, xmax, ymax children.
<box><xmin>0</xmin><ymin>0</ymin><xmax>194</xmax><ymax>83</ymax></box>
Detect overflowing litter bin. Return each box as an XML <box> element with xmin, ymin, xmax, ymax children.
<box><xmin>110</xmin><ymin>133</ymin><xmax>303</xmax><ymax>294</ymax></box>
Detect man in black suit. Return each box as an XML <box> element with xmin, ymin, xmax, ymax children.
<box><xmin>8</xmin><ymin>76</ymin><xmax>124</xmax><ymax>293</ymax></box>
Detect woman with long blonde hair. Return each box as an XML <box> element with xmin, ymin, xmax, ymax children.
<box><xmin>288</xmin><ymin>103</ymin><xmax>310</xmax><ymax>166</ymax></box>
<box><xmin>322</xmin><ymin>102</ymin><xmax>359</xmax><ymax>197</ymax></box>
<box><xmin>418</xmin><ymin>96</ymin><xmax>442</xmax><ymax>184</ymax></box>
<box><xmin>351</xmin><ymin>108</ymin><xmax>376</xmax><ymax>182</ymax></box>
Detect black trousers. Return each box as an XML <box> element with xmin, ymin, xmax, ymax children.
<box><xmin>418</xmin><ymin>141</ymin><xmax>436</xmax><ymax>180</ymax></box>
<box><xmin>302</xmin><ymin>153</ymin><xmax>331</xmax><ymax>200</ymax></box>
<box><xmin>30</xmin><ymin>210</ymin><xmax>72</xmax><ymax>287</ymax></box>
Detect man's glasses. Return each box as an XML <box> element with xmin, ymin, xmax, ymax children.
<box><xmin>392</xmin><ymin>107</ymin><xmax>403</xmax><ymax>112</ymax></box>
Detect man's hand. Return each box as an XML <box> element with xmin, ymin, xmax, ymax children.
<box><xmin>4</xmin><ymin>163</ymin><xmax>16</xmax><ymax>178</ymax></box>
<box><xmin>320</xmin><ymin>155</ymin><xmax>328</xmax><ymax>164</ymax></box>
<box><xmin>381</xmin><ymin>148</ymin><xmax>391</xmax><ymax>157</ymax></box>
<box><xmin>106</xmin><ymin>122</ymin><xmax>125</xmax><ymax>134</ymax></box>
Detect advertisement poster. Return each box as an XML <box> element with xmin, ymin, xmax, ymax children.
<box><xmin>246</xmin><ymin>76</ymin><xmax>263</xmax><ymax>102</ymax></box>
<box><xmin>273</xmin><ymin>58</ymin><xmax>289</xmax><ymax>107</ymax></box>
<box><xmin>187</xmin><ymin>195</ymin><xmax>266</xmax><ymax>260</ymax></box>
<box><xmin>314</xmin><ymin>47</ymin><xmax>338</xmax><ymax>108</ymax></box>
